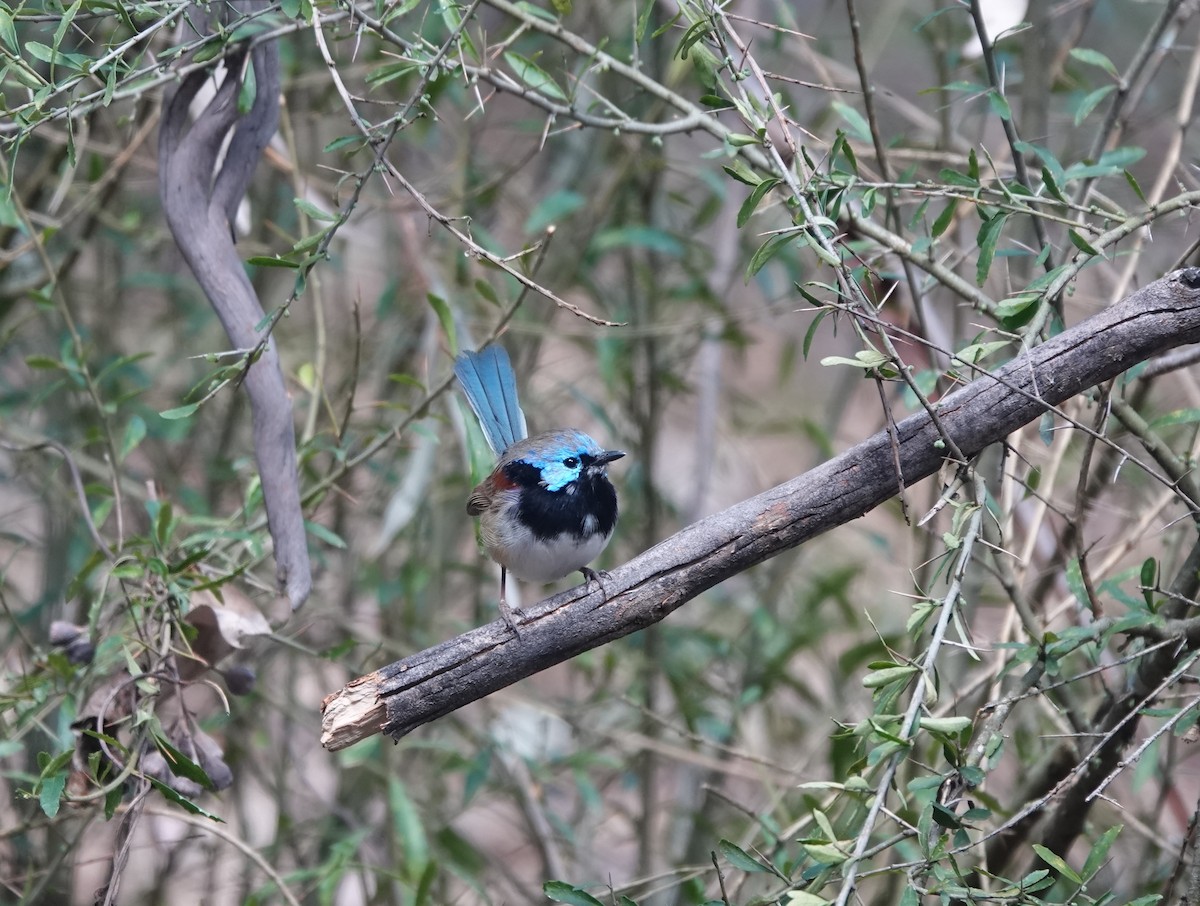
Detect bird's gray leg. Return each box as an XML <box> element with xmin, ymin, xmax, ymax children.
<box><xmin>498</xmin><ymin>567</ymin><xmax>524</xmax><ymax>636</ymax></box>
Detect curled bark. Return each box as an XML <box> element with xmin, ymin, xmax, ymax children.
<box><xmin>322</xmin><ymin>269</ymin><xmax>1200</xmax><ymax>749</ymax></box>
<box><xmin>158</xmin><ymin>4</ymin><xmax>311</xmax><ymax>609</ymax></box>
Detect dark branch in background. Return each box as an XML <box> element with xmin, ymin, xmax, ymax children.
<box><xmin>985</xmin><ymin>540</ymin><xmax>1200</xmax><ymax>875</ymax></box>
<box><xmin>158</xmin><ymin>3</ymin><xmax>311</xmax><ymax>609</ymax></box>
<box><xmin>322</xmin><ymin>269</ymin><xmax>1200</xmax><ymax>750</ymax></box>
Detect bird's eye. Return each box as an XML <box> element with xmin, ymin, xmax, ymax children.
<box><xmin>563</xmin><ymin>456</ymin><xmax>580</xmax><ymax>469</ymax></box>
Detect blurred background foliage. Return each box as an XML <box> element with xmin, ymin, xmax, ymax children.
<box><xmin>3</xmin><ymin>0</ymin><xmax>1200</xmax><ymax>904</ymax></box>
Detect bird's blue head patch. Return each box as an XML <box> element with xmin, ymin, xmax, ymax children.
<box><xmin>517</xmin><ymin>429</ymin><xmax>608</xmax><ymax>492</ymax></box>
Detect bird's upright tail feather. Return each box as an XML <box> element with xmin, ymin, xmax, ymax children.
<box><xmin>454</xmin><ymin>345</ymin><xmax>529</xmax><ymax>455</ymax></box>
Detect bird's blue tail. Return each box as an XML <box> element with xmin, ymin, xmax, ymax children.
<box><xmin>454</xmin><ymin>345</ymin><xmax>529</xmax><ymax>455</ymax></box>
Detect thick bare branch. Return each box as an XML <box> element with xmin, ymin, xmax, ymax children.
<box><xmin>158</xmin><ymin>5</ymin><xmax>311</xmax><ymax>609</ymax></box>
<box><xmin>322</xmin><ymin>269</ymin><xmax>1200</xmax><ymax>751</ymax></box>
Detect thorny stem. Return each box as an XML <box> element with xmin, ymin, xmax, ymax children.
<box><xmin>832</xmin><ymin>475</ymin><xmax>986</xmax><ymax>905</ymax></box>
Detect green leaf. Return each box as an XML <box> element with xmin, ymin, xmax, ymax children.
<box><xmin>525</xmin><ymin>189</ymin><xmax>585</xmax><ymax>234</ymax></box>
<box><xmin>0</xmin><ymin>8</ymin><xmax>18</xmax><ymax>53</ymax></box>
<box><xmin>1031</xmin><ymin>844</ymin><xmax>1083</xmax><ymax>884</ymax></box>
<box><xmin>295</xmin><ymin>197</ymin><xmax>337</xmax><ymax>222</ymax></box>
<box><xmin>635</xmin><ymin>0</ymin><xmax>655</xmax><ymax>41</ymax></box>
<box><xmin>801</xmin><ymin>841</ymin><xmax>848</xmax><ymax>865</ymax></box>
<box><xmin>1068</xmin><ymin>229</ymin><xmax>1101</xmax><ymax>257</ymax></box>
<box><xmin>152</xmin><ymin>732</ymin><xmax>216</xmax><ymax>791</ymax></box>
<box><xmin>306</xmin><ymin>520</ymin><xmax>347</xmax><ymax>550</ymax></box>
<box><xmin>931</xmin><ymin>200</ymin><xmax>957</xmax><ymax>237</ymax></box>
<box><xmin>121</xmin><ymin>415</ymin><xmax>147</xmax><ymax>461</ymax></box>
<box><xmin>820</xmin><ymin>349</ymin><xmax>890</xmax><ymax>370</ymax></box>
<box><xmin>955</xmin><ymin>340</ymin><xmax>1010</xmax><ymax>365</ymax></box>
<box><xmin>1082</xmin><ymin>825</ymin><xmax>1122</xmax><ymax>880</ymax></box>
<box><xmin>39</xmin><ymin>770</ymin><xmax>67</xmax><ymax>818</ymax></box>
<box><xmin>427</xmin><ymin>293</ymin><xmax>456</xmax><ymax>354</ymax></box>
<box><xmin>1065</xmin><ymin>558</ymin><xmax>1091</xmax><ymax>611</ymax></box>
<box><xmin>726</xmin><ymin>132</ymin><xmax>762</xmax><ymax>147</ymax></box>
<box><xmin>246</xmin><ymin>255</ymin><xmax>300</xmax><ymax>268</ymax></box>
<box><xmin>831</xmin><ymin>101</ymin><xmax>872</xmax><ymax>143</ymax></box>
<box><xmin>862</xmin><ymin>665</ymin><xmax>918</xmax><ymax>688</ymax></box>
<box><xmin>919</xmin><ymin>716</ymin><xmax>972</xmax><ymax>734</ymax></box>
<box><xmin>1069</xmin><ymin>46</ymin><xmax>1119</xmax><ymax>78</ymax></box>
<box><xmin>53</xmin><ymin>1</ymin><xmax>83</xmax><ymax>56</ymax></box>
<box><xmin>1141</xmin><ymin>557</ymin><xmax>1158</xmax><ymax>608</ymax></box>
<box><xmin>503</xmin><ymin>51</ymin><xmax>567</xmax><ymax>101</ymax></box>
<box><xmin>1074</xmin><ymin>84</ymin><xmax>1115</xmax><ymax>127</ymax></box>
<box><xmin>785</xmin><ymin>892</ymin><xmax>831</xmax><ymax>905</ymax></box>
<box><xmin>591</xmin><ymin>226</ymin><xmax>683</xmax><ymax>257</ymax></box>
<box><xmin>154</xmin><ymin>499</ymin><xmax>175</xmax><ymax>548</ymax></box>
<box><xmin>543</xmin><ymin>881</ymin><xmax>605</xmax><ymax>906</ymax></box>
<box><xmin>737</xmin><ymin>177</ymin><xmax>781</xmax><ymax>228</ymax></box>
<box><xmin>389</xmin><ymin>777</ymin><xmax>429</xmax><ymax>879</ymax></box>
<box><xmin>802</xmin><ymin>308</ymin><xmax>829</xmax><ymax>358</ymax></box>
<box><xmin>1039</xmin><ymin>410</ymin><xmax>1055</xmax><ymax>446</ymax></box>
<box><xmin>474</xmin><ymin>279</ymin><xmax>500</xmax><ymax>307</ymax></box>
<box><xmin>718</xmin><ymin>839</ymin><xmax>771</xmax><ymax>873</ymax></box>
<box><xmin>1064</xmin><ymin>146</ymin><xmax>1147</xmax><ymax>182</ymax></box>
<box><xmin>147</xmin><ymin>777</ymin><xmax>225</xmax><ymax>820</ymax></box>
<box><xmin>1125</xmin><ymin>169</ymin><xmax>1148</xmax><ymax>204</ymax></box>
<box><xmin>987</xmin><ymin>89</ymin><xmax>1011</xmax><ymax>121</ymax></box>
<box><xmin>25</xmin><ymin>354</ymin><xmax>64</xmax><ymax>370</ymax></box>
<box><xmin>237</xmin><ymin>61</ymin><xmax>256</xmax><ymax>115</ymax></box>
<box><xmin>1148</xmin><ymin>408</ymin><xmax>1200</xmax><ymax>429</ymax></box>
<box><xmin>723</xmin><ymin>160</ymin><xmax>762</xmax><ymax>186</ymax></box>
<box><xmin>440</xmin><ymin>3</ymin><xmax>479</xmax><ymax>63</ymax></box>
<box><xmin>160</xmin><ymin>403</ymin><xmax>200</xmax><ymax>420</ymax></box>
<box><xmin>746</xmin><ymin>233</ymin><xmax>794</xmax><ymax>278</ymax></box>
<box><xmin>1042</xmin><ymin>166</ymin><xmax>1068</xmax><ymax>204</ymax></box>
<box><xmin>975</xmin><ymin>212</ymin><xmax>1008</xmax><ymax>285</ymax></box>
<box><xmin>324</xmin><ymin>134</ymin><xmax>364</xmax><ymax>154</ymax></box>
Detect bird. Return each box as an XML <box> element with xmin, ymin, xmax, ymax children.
<box><xmin>454</xmin><ymin>344</ymin><xmax>625</xmax><ymax>633</ymax></box>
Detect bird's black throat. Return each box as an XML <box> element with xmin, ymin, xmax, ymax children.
<box><xmin>504</xmin><ymin>460</ymin><xmax>618</xmax><ymax>542</ymax></box>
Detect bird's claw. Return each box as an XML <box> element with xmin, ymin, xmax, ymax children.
<box><xmin>499</xmin><ymin>599</ymin><xmax>525</xmax><ymax>638</ymax></box>
<box><xmin>580</xmin><ymin>567</ymin><xmax>612</xmax><ymax>602</ymax></box>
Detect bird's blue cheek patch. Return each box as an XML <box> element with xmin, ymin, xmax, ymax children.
<box><xmin>536</xmin><ymin>461</ymin><xmax>582</xmax><ymax>492</ymax></box>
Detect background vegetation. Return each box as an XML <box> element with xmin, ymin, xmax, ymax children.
<box><xmin>4</xmin><ymin>0</ymin><xmax>1200</xmax><ymax>903</ymax></box>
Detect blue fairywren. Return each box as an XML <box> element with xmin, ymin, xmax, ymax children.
<box><xmin>454</xmin><ymin>345</ymin><xmax>624</xmax><ymax>632</ymax></box>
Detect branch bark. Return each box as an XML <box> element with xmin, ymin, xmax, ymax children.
<box><xmin>158</xmin><ymin>4</ymin><xmax>311</xmax><ymax>609</ymax></box>
<box><xmin>322</xmin><ymin>269</ymin><xmax>1200</xmax><ymax>750</ymax></box>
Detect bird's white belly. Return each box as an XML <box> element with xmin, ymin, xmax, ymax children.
<box><xmin>484</xmin><ymin>512</ymin><xmax>612</xmax><ymax>583</ymax></box>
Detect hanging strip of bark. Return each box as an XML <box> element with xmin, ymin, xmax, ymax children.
<box><xmin>158</xmin><ymin>4</ymin><xmax>311</xmax><ymax>609</ymax></box>
<box><xmin>322</xmin><ymin>269</ymin><xmax>1200</xmax><ymax>750</ymax></box>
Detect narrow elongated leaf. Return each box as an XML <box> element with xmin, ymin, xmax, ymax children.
<box><xmin>718</xmin><ymin>839</ymin><xmax>771</xmax><ymax>873</ymax></box>
<box><xmin>1070</xmin><ymin>46</ymin><xmax>1119</xmax><ymax>78</ymax></box>
<box><xmin>831</xmin><ymin>101</ymin><xmax>871</xmax><ymax>142</ymax></box>
<box><xmin>975</xmin><ymin>212</ymin><xmax>1008</xmax><ymax>285</ymax></box>
<box><xmin>543</xmin><ymin>881</ymin><xmax>605</xmax><ymax>905</ymax></box>
<box><xmin>737</xmin><ymin>177</ymin><xmax>781</xmax><ymax>227</ymax></box>
<box><xmin>504</xmin><ymin>51</ymin><xmax>567</xmax><ymax>101</ymax></box>
<box><xmin>153</xmin><ymin>732</ymin><xmax>216</xmax><ymax>791</ymax></box>
<box><xmin>1032</xmin><ymin>844</ymin><xmax>1083</xmax><ymax>884</ymax></box>
<box><xmin>932</xmin><ymin>200</ymin><xmax>957</xmax><ymax>237</ymax></box>
<box><xmin>1074</xmin><ymin>85</ymin><xmax>1115</xmax><ymax>126</ymax></box>
<box><xmin>1082</xmin><ymin>825</ymin><xmax>1123</xmax><ymax>880</ymax></box>
<box><xmin>1068</xmin><ymin>229</ymin><xmax>1101</xmax><ymax>257</ymax></box>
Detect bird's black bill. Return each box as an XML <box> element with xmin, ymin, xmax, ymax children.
<box><xmin>596</xmin><ymin>450</ymin><xmax>626</xmax><ymax>465</ymax></box>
